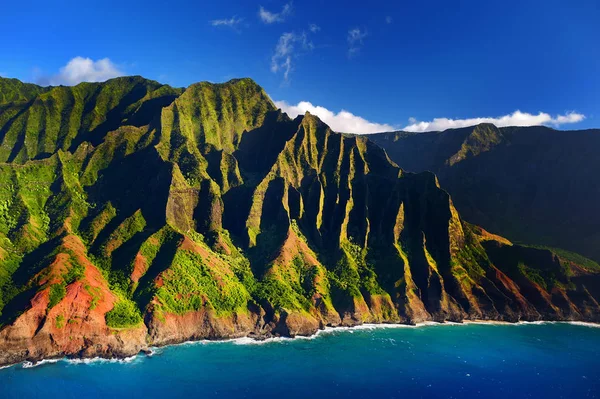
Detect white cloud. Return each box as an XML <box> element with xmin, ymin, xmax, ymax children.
<box><xmin>348</xmin><ymin>28</ymin><xmax>367</xmax><ymax>57</ymax></box>
<box><xmin>272</xmin><ymin>102</ymin><xmax>586</xmax><ymax>134</ymax></box>
<box><xmin>274</xmin><ymin>100</ymin><xmax>395</xmax><ymax>133</ymax></box>
<box><xmin>309</xmin><ymin>23</ymin><xmax>320</xmax><ymax>33</ymax></box>
<box><xmin>44</xmin><ymin>57</ymin><xmax>124</xmax><ymax>86</ymax></box>
<box><xmin>403</xmin><ymin>110</ymin><xmax>586</xmax><ymax>132</ymax></box>
<box><xmin>211</xmin><ymin>16</ymin><xmax>243</xmax><ymax>27</ymax></box>
<box><xmin>271</xmin><ymin>32</ymin><xmax>312</xmax><ymax>82</ymax></box>
<box><xmin>259</xmin><ymin>2</ymin><xmax>292</xmax><ymax>24</ymax></box>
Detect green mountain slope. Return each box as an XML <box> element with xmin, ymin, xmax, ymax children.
<box><xmin>370</xmin><ymin>124</ymin><xmax>600</xmax><ymax>263</ymax></box>
<box><xmin>0</xmin><ymin>76</ymin><xmax>182</xmax><ymax>163</ymax></box>
<box><xmin>0</xmin><ymin>77</ymin><xmax>598</xmax><ymax>366</ymax></box>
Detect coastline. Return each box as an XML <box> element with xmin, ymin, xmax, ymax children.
<box><xmin>2</xmin><ymin>319</ymin><xmax>599</xmax><ymax>370</ymax></box>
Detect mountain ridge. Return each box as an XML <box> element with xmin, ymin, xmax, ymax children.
<box><xmin>0</xmin><ymin>76</ymin><xmax>598</xmax><ymax>366</ymax></box>
<box><xmin>369</xmin><ymin>123</ymin><xmax>600</xmax><ymax>262</ymax></box>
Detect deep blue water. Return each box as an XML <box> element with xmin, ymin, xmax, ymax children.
<box><xmin>1</xmin><ymin>322</ymin><xmax>599</xmax><ymax>398</ymax></box>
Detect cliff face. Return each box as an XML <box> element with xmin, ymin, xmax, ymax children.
<box><xmin>0</xmin><ymin>77</ymin><xmax>599</xmax><ymax>365</ymax></box>
<box><xmin>369</xmin><ymin>124</ymin><xmax>600</xmax><ymax>263</ymax></box>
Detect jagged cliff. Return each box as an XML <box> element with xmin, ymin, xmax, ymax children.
<box><xmin>0</xmin><ymin>77</ymin><xmax>598</xmax><ymax>366</ymax></box>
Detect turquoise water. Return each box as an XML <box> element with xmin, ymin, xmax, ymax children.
<box><xmin>1</xmin><ymin>322</ymin><xmax>599</xmax><ymax>398</ymax></box>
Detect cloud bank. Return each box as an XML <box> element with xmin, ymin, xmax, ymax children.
<box><xmin>274</xmin><ymin>100</ymin><xmax>395</xmax><ymax>133</ymax></box>
<box><xmin>403</xmin><ymin>110</ymin><xmax>586</xmax><ymax>132</ymax></box>
<box><xmin>274</xmin><ymin>100</ymin><xmax>586</xmax><ymax>134</ymax></box>
<box><xmin>259</xmin><ymin>2</ymin><xmax>292</xmax><ymax>24</ymax></box>
<box><xmin>41</xmin><ymin>57</ymin><xmax>124</xmax><ymax>86</ymax></box>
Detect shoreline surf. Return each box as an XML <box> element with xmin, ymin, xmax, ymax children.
<box><xmin>1</xmin><ymin>320</ymin><xmax>598</xmax><ymax>370</ymax></box>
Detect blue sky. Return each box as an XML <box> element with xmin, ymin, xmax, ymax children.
<box><xmin>1</xmin><ymin>0</ymin><xmax>598</xmax><ymax>132</ymax></box>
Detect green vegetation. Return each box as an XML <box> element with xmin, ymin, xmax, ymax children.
<box><xmin>518</xmin><ymin>262</ymin><xmax>548</xmax><ymax>290</ymax></box>
<box><xmin>100</xmin><ymin>210</ymin><xmax>147</xmax><ymax>257</ymax></box>
<box><xmin>48</xmin><ymin>283</ymin><xmax>67</xmax><ymax>309</ymax></box>
<box><xmin>452</xmin><ymin>240</ymin><xmax>488</xmax><ymax>281</ymax></box>
<box><xmin>155</xmin><ymin>248</ymin><xmax>251</xmax><ymax>315</ymax></box>
<box><xmin>84</xmin><ymin>284</ymin><xmax>101</xmax><ymax>310</ymax></box>
<box><xmin>160</xmin><ymin>78</ymin><xmax>275</xmax><ymax>156</ymax></box>
<box><xmin>0</xmin><ymin>237</ymin><xmax>22</xmax><ymax>316</ymax></box>
<box><xmin>253</xmin><ymin>276</ymin><xmax>311</xmax><ymax>312</ymax></box>
<box><xmin>105</xmin><ymin>298</ymin><xmax>142</xmax><ymax>328</ymax></box>
<box><xmin>81</xmin><ymin>202</ymin><xmax>117</xmax><ymax>244</ymax></box>
<box><xmin>0</xmin><ymin>76</ymin><xmax>182</xmax><ymax>163</ymax></box>
<box><xmin>64</xmin><ymin>255</ymin><xmax>86</xmax><ymax>283</ymax></box>
<box><xmin>529</xmin><ymin>245</ymin><xmax>600</xmax><ymax>272</ymax></box>
<box><xmin>0</xmin><ymin>77</ymin><xmax>49</xmax><ymax>105</ymax></box>
<box><xmin>328</xmin><ymin>241</ymin><xmax>386</xmax><ymax>298</ymax></box>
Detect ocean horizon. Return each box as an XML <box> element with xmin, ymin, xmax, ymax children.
<box><xmin>1</xmin><ymin>322</ymin><xmax>598</xmax><ymax>398</ymax></box>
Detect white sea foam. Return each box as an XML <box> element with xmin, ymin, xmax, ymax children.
<box><xmin>233</xmin><ymin>336</ymin><xmax>290</xmax><ymax>345</ymax></box>
<box><xmin>229</xmin><ymin>323</ymin><xmax>428</xmax><ymax>346</ymax></box>
<box><xmin>3</xmin><ymin>320</ymin><xmax>597</xmax><ymax>369</ymax></box>
<box><xmin>146</xmin><ymin>347</ymin><xmax>163</xmax><ymax>356</ymax></box>
<box><xmin>0</xmin><ymin>353</ymin><xmax>144</xmax><ymax>370</ymax></box>
<box><xmin>458</xmin><ymin>320</ymin><xmax>600</xmax><ymax>329</ymax></box>
<box><xmin>22</xmin><ymin>358</ymin><xmax>61</xmax><ymax>368</ymax></box>
<box><xmin>512</xmin><ymin>320</ymin><xmax>600</xmax><ymax>328</ymax></box>
<box><xmin>66</xmin><ymin>355</ymin><xmax>139</xmax><ymax>365</ymax></box>
<box><xmin>176</xmin><ymin>337</ymin><xmax>252</xmax><ymax>347</ymax></box>
<box><xmin>225</xmin><ymin>322</ymin><xmax>460</xmax><ymax>345</ymax></box>
<box><xmin>203</xmin><ymin>320</ymin><xmax>600</xmax><ymax>347</ymax></box>
<box><xmin>565</xmin><ymin>321</ymin><xmax>600</xmax><ymax>328</ymax></box>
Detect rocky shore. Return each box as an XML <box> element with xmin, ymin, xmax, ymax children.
<box><xmin>2</xmin><ymin>309</ymin><xmax>599</xmax><ymax>367</ymax></box>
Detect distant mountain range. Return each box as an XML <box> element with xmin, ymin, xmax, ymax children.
<box><xmin>370</xmin><ymin>124</ymin><xmax>600</xmax><ymax>263</ymax></box>
<box><xmin>0</xmin><ymin>76</ymin><xmax>598</xmax><ymax>366</ymax></box>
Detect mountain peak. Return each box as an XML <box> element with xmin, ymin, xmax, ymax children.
<box><xmin>473</xmin><ymin>122</ymin><xmax>498</xmax><ymax>129</ymax></box>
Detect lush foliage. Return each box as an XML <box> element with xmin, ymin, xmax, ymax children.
<box><xmin>105</xmin><ymin>299</ymin><xmax>142</xmax><ymax>328</ymax></box>
<box><xmin>155</xmin><ymin>248</ymin><xmax>251</xmax><ymax>315</ymax></box>
<box><xmin>48</xmin><ymin>283</ymin><xmax>67</xmax><ymax>309</ymax></box>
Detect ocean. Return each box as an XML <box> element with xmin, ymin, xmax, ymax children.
<box><xmin>0</xmin><ymin>322</ymin><xmax>598</xmax><ymax>398</ymax></box>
